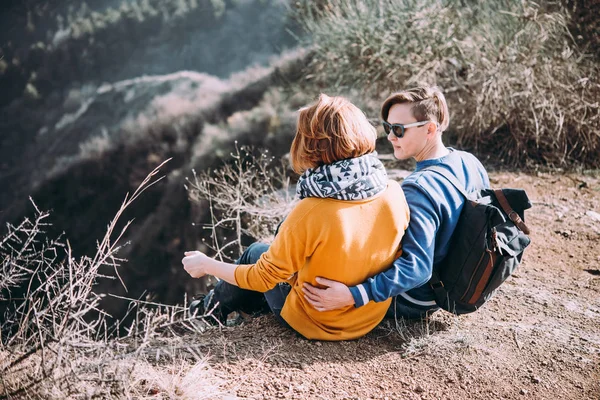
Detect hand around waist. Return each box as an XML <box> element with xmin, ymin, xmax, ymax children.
<box><xmin>302</xmin><ymin>277</ymin><xmax>354</xmax><ymax>312</ymax></box>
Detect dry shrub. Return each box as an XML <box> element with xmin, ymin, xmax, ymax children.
<box><xmin>297</xmin><ymin>0</ymin><xmax>600</xmax><ymax>168</ymax></box>
<box><xmin>186</xmin><ymin>144</ymin><xmax>296</xmax><ymax>262</ymax></box>
<box><xmin>0</xmin><ymin>161</ymin><xmax>229</xmax><ymax>399</ymax></box>
<box><xmin>564</xmin><ymin>0</ymin><xmax>600</xmax><ymax>55</ymax></box>
<box><xmin>129</xmin><ymin>356</ymin><xmax>226</xmax><ymax>399</ymax></box>
<box><xmin>451</xmin><ymin>2</ymin><xmax>600</xmax><ymax>167</ymax></box>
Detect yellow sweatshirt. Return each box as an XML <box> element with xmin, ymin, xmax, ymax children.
<box><xmin>234</xmin><ymin>181</ymin><xmax>409</xmax><ymax>341</ymax></box>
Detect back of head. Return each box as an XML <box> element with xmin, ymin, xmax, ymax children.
<box><xmin>291</xmin><ymin>94</ymin><xmax>377</xmax><ymax>173</ymax></box>
<box><xmin>381</xmin><ymin>86</ymin><xmax>450</xmax><ymax>132</ymax></box>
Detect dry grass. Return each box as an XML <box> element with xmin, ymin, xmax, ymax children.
<box><xmin>296</xmin><ymin>0</ymin><xmax>600</xmax><ymax>168</ymax></box>
<box><xmin>0</xmin><ymin>160</ymin><xmax>231</xmax><ymax>399</ymax></box>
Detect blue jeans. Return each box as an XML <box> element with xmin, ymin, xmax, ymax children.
<box><xmin>263</xmin><ymin>282</ymin><xmax>292</xmax><ymax>329</ymax></box>
<box><xmin>239</xmin><ymin>243</ymin><xmax>291</xmax><ymax>325</ymax></box>
<box><xmin>204</xmin><ymin>243</ymin><xmax>291</xmax><ymax>327</ymax></box>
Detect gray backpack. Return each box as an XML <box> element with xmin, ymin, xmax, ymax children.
<box><xmin>425</xmin><ymin>166</ymin><xmax>532</xmax><ymax>315</ymax></box>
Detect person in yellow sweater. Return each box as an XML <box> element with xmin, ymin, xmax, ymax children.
<box><xmin>182</xmin><ymin>94</ymin><xmax>409</xmax><ymax>341</ymax></box>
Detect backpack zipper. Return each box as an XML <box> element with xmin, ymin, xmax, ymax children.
<box><xmin>460</xmin><ymin>250</ymin><xmax>487</xmax><ymax>302</ymax></box>
<box><xmin>467</xmin><ymin>249</ymin><xmax>496</xmax><ymax>304</ymax></box>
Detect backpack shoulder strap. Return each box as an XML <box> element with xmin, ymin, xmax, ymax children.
<box><xmin>422</xmin><ymin>166</ymin><xmax>472</xmax><ymax>305</ymax></box>
<box><xmin>423</xmin><ymin>165</ymin><xmax>471</xmax><ymax>199</ymax></box>
<box><xmin>494</xmin><ymin>189</ymin><xmax>531</xmax><ymax>234</ymax></box>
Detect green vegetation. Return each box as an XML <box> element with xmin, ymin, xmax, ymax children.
<box><xmin>295</xmin><ymin>0</ymin><xmax>600</xmax><ymax>168</ymax></box>
<box><xmin>0</xmin><ymin>0</ymin><xmax>260</xmax><ymax>108</ymax></box>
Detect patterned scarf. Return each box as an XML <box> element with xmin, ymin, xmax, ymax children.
<box><xmin>296</xmin><ymin>152</ymin><xmax>388</xmax><ymax>200</ymax></box>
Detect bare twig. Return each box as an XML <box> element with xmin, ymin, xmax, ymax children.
<box><xmin>187</xmin><ymin>145</ymin><xmax>295</xmax><ymax>262</ymax></box>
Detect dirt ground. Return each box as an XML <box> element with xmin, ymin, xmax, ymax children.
<box><xmin>182</xmin><ymin>171</ymin><xmax>600</xmax><ymax>400</ymax></box>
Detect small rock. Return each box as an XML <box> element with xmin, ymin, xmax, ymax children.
<box><xmin>554</xmin><ymin>229</ymin><xmax>571</xmax><ymax>238</ymax></box>
<box><xmin>531</xmin><ymin>376</ymin><xmax>541</xmax><ymax>384</ymax></box>
<box><xmin>520</xmin><ymin>388</ymin><xmax>528</xmax><ymax>395</ymax></box>
<box><xmin>586</xmin><ymin>210</ymin><xmax>600</xmax><ymax>222</ymax></box>
<box><xmin>414</xmin><ymin>385</ymin><xmax>425</xmax><ymax>393</ymax></box>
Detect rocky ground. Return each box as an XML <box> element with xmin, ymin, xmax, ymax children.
<box><xmin>178</xmin><ymin>171</ymin><xmax>600</xmax><ymax>399</ymax></box>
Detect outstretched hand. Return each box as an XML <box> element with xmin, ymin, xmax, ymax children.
<box><xmin>302</xmin><ymin>277</ymin><xmax>354</xmax><ymax>312</ymax></box>
<box><xmin>182</xmin><ymin>250</ymin><xmax>211</xmax><ymax>278</ymax></box>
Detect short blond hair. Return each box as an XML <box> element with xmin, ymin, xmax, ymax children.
<box><xmin>290</xmin><ymin>94</ymin><xmax>376</xmax><ymax>173</ymax></box>
<box><xmin>381</xmin><ymin>86</ymin><xmax>450</xmax><ymax>132</ymax></box>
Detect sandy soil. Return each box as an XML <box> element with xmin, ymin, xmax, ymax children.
<box><xmin>183</xmin><ymin>171</ymin><xmax>600</xmax><ymax>400</ymax></box>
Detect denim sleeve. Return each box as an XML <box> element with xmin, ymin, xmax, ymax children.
<box><xmin>349</xmin><ymin>183</ymin><xmax>440</xmax><ymax>306</ymax></box>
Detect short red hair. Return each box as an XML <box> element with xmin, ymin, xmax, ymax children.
<box><xmin>290</xmin><ymin>94</ymin><xmax>376</xmax><ymax>173</ymax></box>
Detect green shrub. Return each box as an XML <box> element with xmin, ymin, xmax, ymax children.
<box><xmin>0</xmin><ymin>0</ymin><xmax>241</xmax><ymax>111</ymax></box>
<box><xmin>297</xmin><ymin>0</ymin><xmax>600</xmax><ymax>168</ymax></box>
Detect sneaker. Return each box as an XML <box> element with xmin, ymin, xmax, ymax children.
<box><xmin>189</xmin><ymin>291</ymin><xmax>228</xmax><ymax>325</ymax></box>
<box><xmin>189</xmin><ymin>294</ymin><xmax>206</xmax><ymax>318</ymax></box>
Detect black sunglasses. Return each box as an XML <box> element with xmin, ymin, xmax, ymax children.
<box><xmin>382</xmin><ymin>120</ymin><xmax>431</xmax><ymax>138</ymax></box>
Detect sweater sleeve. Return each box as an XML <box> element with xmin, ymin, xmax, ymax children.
<box><xmin>234</xmin><ymin>213</ymin><xmax>310</xmax><ymax>293</ymax></box>
<box><xmin>349</xmin><ymin>183</ymin><xmax>440</xmax><ymax>306</ymax></box>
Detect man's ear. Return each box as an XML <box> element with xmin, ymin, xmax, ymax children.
<box><xmin>427</xmin><ymin>121</ymin><xmax>438</xmax><ymax>137</ymax></box>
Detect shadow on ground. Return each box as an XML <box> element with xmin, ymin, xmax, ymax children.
<box><xmin>184</xmin><ymin>313</ymin><xmax>450</xmax><ymax>368</ymax></box>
